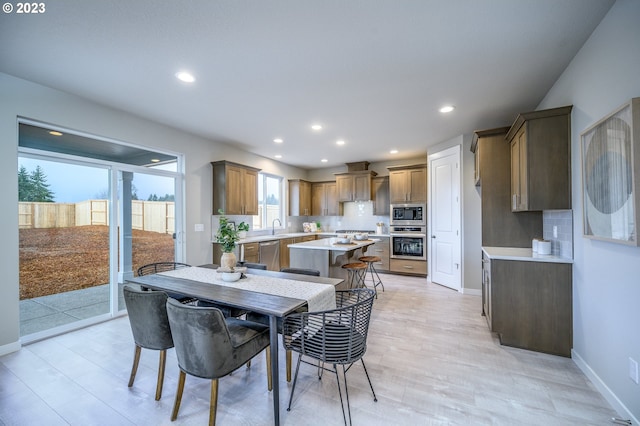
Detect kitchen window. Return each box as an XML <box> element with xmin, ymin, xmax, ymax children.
<box><xmin>253</xmin><ymin>172</ymin><xmax>284</xmax><ymax>230</ymax></box>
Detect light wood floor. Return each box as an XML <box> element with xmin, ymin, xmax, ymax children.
<box><xmin>0</xmin><ymin>274</ymin><xmax>618</xmax><ymax>425</ymax></box>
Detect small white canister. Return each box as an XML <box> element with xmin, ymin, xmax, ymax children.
<box><xmin>532</xmin><ymin>238</ymin><xmax>539</xmax><ymax>253</ymax></box>
<box><xmin>537</xmin><ymin>239</ymin><xmax>551</xmax><ymax>255</ymax></box>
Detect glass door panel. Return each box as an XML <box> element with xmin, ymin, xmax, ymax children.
<box><xmin>18</xmin><ymin>156</ymin><xmax>111</xmax><ymax>337</ymax></box>
<box><xmin>117</xmin><ymin>171</ymin><xmax>178</xmax><ymax>312</ymax></box>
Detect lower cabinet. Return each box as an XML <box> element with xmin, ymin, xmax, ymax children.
<box><xmin>368</xmin><ymin>237</ymin><xmax>389</xmax><ymax>272</ymax></box>
<box><xmin>279</xmin><ymin>235</ymin><xmax>317</xmax><ymax>270</ymax></box>
<box><xmin>487</xmin><ymin>257</ymin><xmax>572</xmax><ymax>357</ymax></box>
<box><xmin>389</xmin><ymin>258</ymin><xmax>427</xmax><ymax>275</ymax></box>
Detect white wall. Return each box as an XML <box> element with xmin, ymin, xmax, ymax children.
<box><xmin>0</xmin><ymin>73</ymin><xmax>306</xmax><ymax>352</ymax></box>
<box><xmin>537</xmin><ymin>0</ymin><xmax>640</xmax><ymax>420</ymax></box>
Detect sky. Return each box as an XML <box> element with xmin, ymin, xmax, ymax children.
<box><xmin>19</xmin><ymin>157</ymin><xmax>175</xmax><ymax>203</ymax></box>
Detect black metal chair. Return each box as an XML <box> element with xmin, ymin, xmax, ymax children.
<box><xmin>122</xmin><ymin>285</ymin><xmax>174</xmax><ymax>401</ymax></box>
<box><xmin>283</xmin><ymin>288</ymin><xmax>377</xmax><ymax>425</ymax></box>
<box><xmin>166</xmin><ymin>298</ymin><xmax>272</xmax><ymax>425</ymax></box>
<box><xmin>280</xmin><ymin>267</ymin><xmax>321</xmax><ymax>276</ymax></box>
<box><xmin>245</xmin><ymin>267</ymin><xmax>319</xmax><ymax>380</ymax></box>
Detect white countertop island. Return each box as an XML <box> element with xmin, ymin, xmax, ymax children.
<box><xmin>288</xmin><ymin>238</ymin><xmax>376</xmax><ymax>280</ymax></box>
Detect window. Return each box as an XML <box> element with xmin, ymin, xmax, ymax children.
<box><xmin>254</xmin><ymin>173</ymin><xmax>284</xmax><ymax>230</ymax></box>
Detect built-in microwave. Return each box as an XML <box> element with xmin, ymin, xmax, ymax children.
<box><xmin>390</xmin><ymin>203</ymin><xmax>426</xmax><ymax>226</ymax></box>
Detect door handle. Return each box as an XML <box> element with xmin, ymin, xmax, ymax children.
<box><xmin>431</xmin><ymin>235</ymin><xmax>436</xmax><ymax>239</ymax></box>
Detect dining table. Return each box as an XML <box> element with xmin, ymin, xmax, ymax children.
<box><xmin>125</xmin><ymin>264</ymin><xmax>343</xmax><ymax>426</ymax></box>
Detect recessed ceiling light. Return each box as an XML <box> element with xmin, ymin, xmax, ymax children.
<box><xmin>274</xmin><ymin>154</ymin><xmax>282</xmax><ymax>159</ymax></box>
<box><xmin>311</xmin><ymin>124</ymin><xmax>323</xmax><ymax>131</ymax></box>
<box><xmin>390</xmin><ymin>149</ymin><xmax>398</xmax><ymax>154</ymax></box>
<box><xmin>175</xmin><ymin>71</ymin><xmax>195</xmax><ymax>83</ymax></box>
<box><xmin>273</xmin><ymin>138</ymin><xmax>283</xmax><ymax>143</ymax></box>
<box><xmin>321</xmin><ymin>159</ymin><xmax>328</xmax><ymax>163</ymax></box>
<box><xmin>336</xmin><ymin>140</ymin><xmax>345</xmax><ymax>145</ymax></box>
<box><xmin>49</xmin><ymin>131</ymin><xmax>63</xmax><ymax>136</ymax></box>
<box><xmin>150</xmin><ymin>158</ymin><xmax>161</xmax><ymax>163</ymax></box>
<box><xmin>439</xmin><ymin>105</ymin><xmax>455</xmax><ymax>113</ymax></box>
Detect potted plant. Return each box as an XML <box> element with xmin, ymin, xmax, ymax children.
<box><xmin>215</xmin><ymin>210</ymin><xmax>249</xmax><ymax>269</ymax></box>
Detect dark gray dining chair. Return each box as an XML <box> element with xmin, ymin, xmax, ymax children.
<box><xmin>238</xmin><ymin>262</ymin><xmax>267</xmax><ymax>270</ymax></box>
<box><xmin>279</xmin><ymin>267</ymin><xmax>321</xmax><ymax>276</ymax></box>
<box><xmin>166</xmin><ymin>298</ymin><xmax>272</xmax><ymax>425</ymax></box>
<box><xmin>122</xmin><ymin>285</ymin><xmax>173</xmax><ymax>401</ymax></box>
<box><xmin>283</xmin><ymin>288</ymin><xmax>377</xmax><ymax>426</ymax></box>
<box><xmin>136</xmin><ymin>262</ymin><xmax>194</xmax><ymax>303</ymax></box>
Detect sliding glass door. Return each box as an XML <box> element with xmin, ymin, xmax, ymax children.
<box><xmin>18</xmin><ymin>121</ymin><xmax>183</xmax><ymax>340</ymax></box>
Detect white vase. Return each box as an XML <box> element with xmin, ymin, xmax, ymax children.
<box><xmin>220</xmin><ymin>252</ymin><xmax>237</xmax><ymax>269</ymax></box>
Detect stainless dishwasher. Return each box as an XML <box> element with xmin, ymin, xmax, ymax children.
<box><xmin>259</xmin><ymin>240</ymin><xmax>280</xmax><ymax>271</ymax></box>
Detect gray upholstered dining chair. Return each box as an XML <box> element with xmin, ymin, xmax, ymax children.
<box><xmin>136</xmin><ymin>262</ymin><xmax>194</xmax><ymax>303</ymax></box>
<box><xmin>166</xmin><ymin>297</ymin><xmax>272</xmax><ymax>425</ymax></box>
<box><xmin>279</xmin><ymin>267</ymin><xmax>321</xmax><ymax>276</ymax></box>
<box><xmin>283</xmin><ymin>288</ymin><xmax>377</xmax><ymax>426</ymax></box>
<box><xmin>122</xmin><ymin>285</ymin><xmax>174</xmax><ymax>401</ymax></box>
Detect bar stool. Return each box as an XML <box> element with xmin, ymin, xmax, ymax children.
<box><xmin>341</xmin><ymin>262</ymin><xmax>368</xmax><ymax>290</ymax></box>
<box><xmin>358</xmin><ymin>256</ymin><xmax>385</xmax><ymax>298</ymax></box>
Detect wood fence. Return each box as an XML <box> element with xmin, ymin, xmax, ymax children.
<box><xmin>18</xmin><ymin>200</ymin><xmax>175</xmax><ymax>234</ymax></box>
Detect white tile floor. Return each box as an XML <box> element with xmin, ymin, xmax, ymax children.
<box><xmin>1</xmin><ymin>274</ymin><xmax>620</xmax><ymax>425</ymax></box>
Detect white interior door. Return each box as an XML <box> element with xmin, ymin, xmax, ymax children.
<box><xmin>428</xmin><ymin>145</ymin><xmax>461</xmax><ymax>291</ymax></box>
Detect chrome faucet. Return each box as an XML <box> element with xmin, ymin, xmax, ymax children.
<box><xmin>272</xmin><ymin>218</ymin><xmax>282</xmax><ymax>235</ymax></box>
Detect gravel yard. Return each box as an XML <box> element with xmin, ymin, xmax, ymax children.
<box><xmin>19</xmin><ymin>225</ymin><xmax>174</xmax><ymax>299</ymax></box>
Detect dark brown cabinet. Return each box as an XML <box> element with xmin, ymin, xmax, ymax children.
<box><xmin>288</xmin><ymin>179</ymin><xmax>311</xmax><ymax>216</ymax></box>
<box><xmin>506</xmin><ymin>105</ymin><xmax>573</xmax><ymax>212</ymax></box>
<box><xmin>211</xmin><ymin>161</ymin><xmax>260</xmax><ymax>215</ymax></box>
<box><xmin>388</xmin><ymin>165</ymin><xmax>427</xmax><ymax>203</ymax></box>
<box><xmin>471</xmin><ymin>127</ymin><xmax>541</xmax><ymax>247</ymax></box>
<box><xmin>485</xmin><ymin>255</ymin><xmax>572</xmax><ymax>357</ymax></box>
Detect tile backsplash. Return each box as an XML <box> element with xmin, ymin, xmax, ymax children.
<box><xmin>288</xmin><ymin>201</ymin><xmax>390</xmax><ymax>233</ymax></box>
<box><xmin>543</xmin><ymin>210</ymin><xmax>573</xmax><ymax>258</ymax></box>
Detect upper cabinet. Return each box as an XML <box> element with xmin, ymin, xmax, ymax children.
<box><xmin>288</xmin><ymin>179</ymin><xmax>311</xmax><ymax>216</ymax></box>
<box><xmin>388</xmin><ymin>164</ymin><xmax>427</xmax><ymax>203</ymax></box>
<box><xmin>372</xmin><ymin>176</ymin><xmax>390</xmax><ymax>216</ymax></box>
<box><xmin>335</xmin><ymin>171</ymin><xmax>377</xmax><ymax>202</ymax></box>
<box><xmin>506</xmin><ymin>105</ymin><xmax>573</xmax><ymax>212</ymax></box>
<box><xmin>211</xmin><ymin>161</ymin><xmax>260</xmax><ymax>215</ymax></box>
<box><xmin>311</xmin><ymin>181</ymin><xmax>341</xmax><ymax>216</ymax></box>
<box><xmin>472</xmin><ymin>127</ymin><xmax>542</xmax><ymax>247</ymax></box>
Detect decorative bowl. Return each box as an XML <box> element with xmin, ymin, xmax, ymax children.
<box><xmin>354</xmin><ymin>233</ymin><xmax>369</xmax><ymax>241</ymax></box>
<box><xmin>338</xmin><ymin>237</ymin><xmax>351</xmax><ymax>244</ymax></box>
<box><xmin>220</xmin><ymin>272</ymin><xmax>242</xmax><ymax>282</ymax></box>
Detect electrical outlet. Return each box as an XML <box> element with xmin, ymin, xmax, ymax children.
<box><xmin>194</xmin><ymin>223</ymin><xmax>204</xmax><ymax>232</ymax></box>
<box><xmin>553</xmin><ymin>225</ymin><xmax>558</xmax><ymax>238</ymax></box>
<box><xmin>630</xmin><ymin>357</ymin><xmax>639</xmax><ymax>384</ymax></box>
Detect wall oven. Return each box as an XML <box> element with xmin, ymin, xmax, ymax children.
<box><xmin>390</xmin><ymin>203</ymin><xmax>426</xmax><ymax>226</ymax></box>
<box><xmin>390</xmin><ymin>226</ymin><xmax>427</xmax><ymax>260</ymax></box>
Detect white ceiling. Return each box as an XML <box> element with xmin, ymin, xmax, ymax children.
<box><xmin>0</xmin><ymin>1</ymin><xmax>614</xmax><ymax>170</ymax></box>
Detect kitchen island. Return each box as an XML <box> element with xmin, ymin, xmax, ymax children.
<box><xmin>288</xmin><ymin>237</ymin><xmax>375</xmax><ymax>282</ymax></box>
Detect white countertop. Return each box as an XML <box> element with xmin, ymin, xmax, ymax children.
<box><xmin>482</xmin><ymin>246</ymin><xmax>573</xmax><ymax>264</ymax></box>
<box><xmin>213</xmin><ymin>231</ymin><xmax>390</xmax><ymax>245</ymax></box>
<box><xmin>288</xmin><ymin>238</ymin><xmax>376</xmax><ymax>252</ymax></box>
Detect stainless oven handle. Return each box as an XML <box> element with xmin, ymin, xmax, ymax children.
<box><xmin>390</xmin><ymin>233</ymin><xmax>426</xmax><ymax>238</ymax></box>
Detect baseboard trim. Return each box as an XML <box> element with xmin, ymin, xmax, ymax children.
<box><xmin>463</xmin><ymin>288</ymin><xmax>481</xmax><ymax>296</ymax></box>
<box><xmin>572</xmin><ymin>349</ymin><xmax>638</xmax><ymax>425</ymax></box>
<box><xmin>0</xmin><ymin>340</ymin><xmax>22</xmax><ymax>357</ymax></box>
